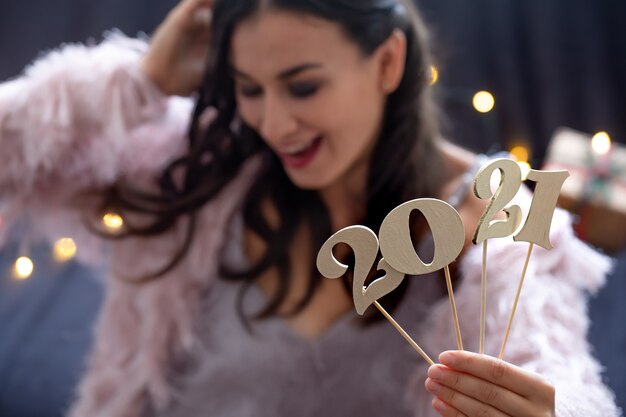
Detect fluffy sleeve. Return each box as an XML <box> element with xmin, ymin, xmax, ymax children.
<box><xmin>0</xmin><ymin>32</ymin><xmax>194</xmax><ymax>262</ymax></box>
<box><xmin>411</xmin><ymin>208</ymin><xmax>621</xmax><ymax>416</ymax></box>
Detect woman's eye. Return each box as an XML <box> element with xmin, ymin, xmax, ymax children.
<box><xmin>239</xmin><ymin>85</ymin><xmax>263</xmax><ymax>98</ymax></box>
<box><xmin>237</xmin><ymin>83</ymin><xmax>320</xmax><ymax>99</ymax></box>
<box><xmin>289</xmin><ymin>83</ymin><xmax>319</xmax><ymax>98</ymax></box>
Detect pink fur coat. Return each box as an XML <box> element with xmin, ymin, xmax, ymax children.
<box><xmin>0</xmin><ymin>34</ymin><xmax>620</xmax><ymax>417</ymax></box>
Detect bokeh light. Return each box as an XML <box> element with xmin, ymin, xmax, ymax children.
<box><xmin>591</xmin><ymin>131</ymin><xmax>611</xmax><ymax>155</ymax></box>
<box><xmin>53</xmin><ymin>238</ymin><xmax>77</xmax><ymax>262</ymax></box>
<box><xmin>102</xmin><ymin>213</ymin><xmax>124</xmax><ymax>231</ymax></box>
<box><xmin>430</xmin><ymin>66</ymin><xmax>439</xmax><ymax>85</ymax></box>
<box><xmin>510</xmin><ymin>145</ymin><xmax>530</xmax><ymax>163</ymax></box>
<box><xmin>517</xmin><ymin>161</ymin><xmax>531</xmax><ymax>181</ymax></box>
<box><xmin>473</xmin><ymin>91</ymin><xmax>495</xmax><ymax>113</ymax></box>
<box><xmin>14</xmin><ymin>256</ymin><xmax>34</xmax><ymax>280</ymax></box>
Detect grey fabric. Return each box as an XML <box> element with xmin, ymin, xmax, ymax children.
<box><xmin>161</xmin><ymin>279</ymin><xmax>440</xmax><ymax>417</ymax></box>
<box><xmin>156</xmin><ymin>215</ymin><xmax>443</xmax><ymax>417</ymax></box>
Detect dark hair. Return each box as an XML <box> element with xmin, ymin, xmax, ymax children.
<box><xmin>104</xmin><ymin>0</ymin><xmax>443</xmax><ymax>323</ymax></box>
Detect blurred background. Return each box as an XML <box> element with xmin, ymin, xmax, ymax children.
<box><xmin>0</xmin><ymin>0</ymin><xmax>624</xmax><ymax>415</ymax></box>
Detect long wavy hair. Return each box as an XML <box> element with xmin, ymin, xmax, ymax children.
<box><xmin>103</xmin><ymin>0</ymin><xmax>444</xmax><ymax>323</ymax></box>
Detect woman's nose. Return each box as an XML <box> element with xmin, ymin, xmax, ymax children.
<box><xmin>259</xmin><ymin>93</ymin><xmax>298</xmax><ymax>143</ymax></box>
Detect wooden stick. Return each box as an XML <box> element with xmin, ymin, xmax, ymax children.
<box><xmin>480</xmin><ymin>240</ymin><xmax>488</xmax><ymax>354</ymax></box>
<box><xmin>374</xmin><ymin>301</ymin><xmax>434</xmax><ymax>366</ymax></box>
<box><xmin>499</xmin><ymin>243</ymin><xmax>534</xmax><ymax>359</ymax></box>
<box><xmin>444</xmin><ymin>265</ymin><xmax>463</xmax><ymax>351</ymax></box>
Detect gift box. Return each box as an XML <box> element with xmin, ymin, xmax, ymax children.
<box><xmin>543</xmin><ymin>127</ymin><xmax>626</xmax><ymax>253</ymax></box>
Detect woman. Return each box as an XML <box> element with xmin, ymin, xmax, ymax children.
<box><xmin>0</xmin><ymin>0</ymin><xmax>619</xmax><ymax>416</ymax></box>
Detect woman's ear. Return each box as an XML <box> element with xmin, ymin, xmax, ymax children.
<box><xmin>377</xmin><ymin>29</ymin><xmax>407</xmax><ymax>93</ymax></box>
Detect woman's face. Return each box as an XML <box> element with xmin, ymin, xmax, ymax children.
<box><xmin>230</xmin><ymin>10</ymin><xmax>395</xmax><ymax>192</ymax></box>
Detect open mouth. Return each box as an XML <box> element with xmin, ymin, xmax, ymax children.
<box><xmin>278</xmin><ymin>135</ymin><xmax>323</xmax><ymax>169</ymax></box>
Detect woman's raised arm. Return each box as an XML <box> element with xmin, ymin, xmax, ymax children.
<box><xmin>0</xmin><ymin>0</ymin><xmax>213</xmax><ymax>261</ymax></box>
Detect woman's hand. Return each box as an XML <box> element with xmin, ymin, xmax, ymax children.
<box><xmin>425</xmin><ymin>350</ymin><xmax>555</xmax><ymax>417</ymax></box>
<box><xmin>141</xmin><ymin>0</ymin><xmax>213</xmax><ymax>96</ymax></box>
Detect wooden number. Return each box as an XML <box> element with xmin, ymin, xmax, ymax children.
<box><xmin>514</xmin><ymin>170</ymin><xmax>569</xmax><ymax>249</ymax></box>
<box><xmin>473</xmin><ymin>158</ymin><xmax>523</xmax><ymax>244</ymax></box>
<box><xmin>316</xmin><ymin>226</ymin><xmax>405</xmax><ymax>315</ymax></box>
<box><xmin>379</xmin><ymin>198</ymin><xmax>465</xmax><ymax>275</ymax></box>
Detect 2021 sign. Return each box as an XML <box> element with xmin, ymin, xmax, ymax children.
<box><xmin>316</xmin><ymin>158</ymin><xmax>569</xmax><ymax>362</ymax></box>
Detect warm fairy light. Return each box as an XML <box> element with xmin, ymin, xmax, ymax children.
<box><xmin>510</xmin><ymin>145</ymin><xmax>529</xmax><ymax>163</ymax></box>
<box><xmin>14</xmin><ymin>256</ymin><xmax>34</xmax><ymax>280</ymax></box>
<box><xmin>591</xmin><ymin>131</ymin><xmax>612</xmax><ymax>155</ymax></box>
<box><xmin>102</xmin><ymin>213</ymin><xmax>124</xmax><ymax>231</ymax></box>
<box><xmin>517</xmin><ymin>161</ymin><xmax>531</xmax><ymax>181</ymax></box>
<box><xmin>53</xmin><ymin>238</ymin><xmax>77</xmax><ymax>262</ymax></box>
<box><xmin>430</xmin><ymin>66</ymin><xmax>439</xmax><ymax>85</ymax></box>
<box><xmin>472</xmin><ymin>91</ymin><xmax>495</xmax><ymax>113</ymax></box>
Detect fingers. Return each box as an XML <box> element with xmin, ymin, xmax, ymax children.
<box><xmin>192</xmin><ymin>7</ymin><xmax>212</xmax><ymax>26</ymax></box>
<box><xmin>179</xmin><ymin>0</ymin><xmax>212</xmax><ymax>12</ymax></box>
<box><xmin>427</xmin><ymin>351</ymin><xmax>556</xmax><ymax>416</ymax></box>
<box><xmin>427</xmin><ymin>365</ymin><xmax>531</xmax><ymax>416</ymax></box>
<box><xmin>439</xmin><ymin>351</ymin><xmax>552</xmax><ymax>402</ymax></box>
<box><xmin>173</xmin><ymin>0</ymin><xmax>213</xmax><ymax>29</ymax></box>
<box><xmin>426</xmin><ymin>378</ymin><xmax>508</xmax><ymax>417</ymax></box>
<box><xmin>431</xmin><ymin>397</ymin><xmax>466</xmax><ymax>417</ymax></box>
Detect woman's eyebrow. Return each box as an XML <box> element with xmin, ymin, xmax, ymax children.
<box><xmin>230</xmin><ymin>63</ymin><xmax>323</xmax><ymax>81</ymax></box>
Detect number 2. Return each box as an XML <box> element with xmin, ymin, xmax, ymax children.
<box><xmin>473</xmin><ymin>158</ymin><xmax>523</xmax><ymax>244</ymax></box>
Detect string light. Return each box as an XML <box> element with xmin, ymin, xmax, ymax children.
<box><xmin>430</xmin><ymin>66</ymin><xmax>439</xmax><ymax>85</ymax></box>
<box><xmin>510</xmin><ymin>145</ymin><xmax>530</xmax><ymax>163</ymax></box>
<box><xmin>472</xmin><ymin>91</ymin><xmax>495</xmax><ymax>113</ymax></box>
<box><xmin>53</xmin><ymin>238</ymin><xmax>77</xmax><ymax>262</ymax></box>
<box><xmin>591</xmin><ymin>131</ymin><xmax>611</xmax><ymax>155</ymax></box>
<box><xmin>102</xmin><ymin>213</ymin><xmax>124</xmax><ymax>232</ymax></box>
<box><xmin>13</xmin><ymin>256</ymin><xmax>34</xmax><ymax>280</ymax></box>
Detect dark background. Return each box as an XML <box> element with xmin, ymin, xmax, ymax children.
<box><xmin>421</xmin><ymin>0</ymin><xmax>626</xmax><ymax>162</ymax></box>
<box><xmin>0</xmin><ymin>0</ymin><xmax>624</xmax><ymax>415</ymax></box>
